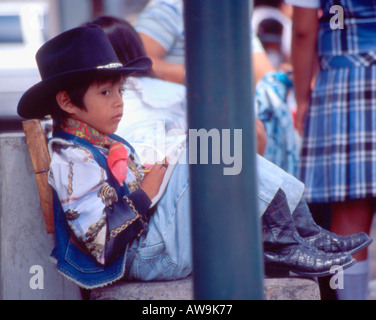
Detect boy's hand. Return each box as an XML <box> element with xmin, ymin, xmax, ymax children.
<box><xmin>140</xmin><ymin>158</ymin><xmax>169</xmax><ymax>200</ymax></box>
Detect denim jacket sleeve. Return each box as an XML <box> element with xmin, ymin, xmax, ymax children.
<box><xmin>48</xmin><ymin>142</ymin><xmax>151</xmax><ymax>266</ymax></box>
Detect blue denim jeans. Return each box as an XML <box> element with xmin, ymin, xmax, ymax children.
<box><xmin>125</xmin><ymin>152</ymin><xmax>305</xmax><ymax>281</ymax></box>
<box><xmin>126</xmin><ymin>149</ymin><xmax>192</xmax><ymax>281</ymax></box>
<box><xmin>257</xmin><ymin>154</ymin><xmax>304</xmax><ymax>217</ymax></box>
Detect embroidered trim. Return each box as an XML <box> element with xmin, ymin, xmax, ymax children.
<box><xmin>97</xmin><ymin>184</ymin><xmax>118</xmax><ymax>207</ymax></box>
<box><xmin>126</xmin><ymin>180</ymin><xmax>139</xmax><ymax>193</ymax></box>
<box><xmin>109</xmin><ymin>196</ymin><xmax>140</xmax><ymax>238</ymax></box>
<box><xmin>67</xmin><ymin>161</ymin><xmax>74</xmax><ymax>196</ymax></box>
<box><xmin>100</xmin><ymin>168</ymin><xmax>105</xmax><ymax>183</ymax></box>
<box><xmin>55</xmin><ymin>244</ymin><xmax>129</xmax><ymax>290</ymax></box>
<box><xmin>85</xmin><ymin>213</ymin><xmax>107</xmax><ymax>262</ymax></box>
<box><xmin>127</xmin><ymin>160</ymin><xmax>142</xmax><ymax>185</ymax></box>
<box><xmin>65</xmin><ymin>209</ymin><xmax>80</xmax><ymax>221</ymax></box>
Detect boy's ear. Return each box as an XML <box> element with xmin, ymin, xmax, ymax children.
<box><xmin>56</xmin><ymin>91</ymin><xmax>77</xmax><ymax>115</ymax></box>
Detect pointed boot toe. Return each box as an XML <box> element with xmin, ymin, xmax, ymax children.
<box><xmin>304</xmin><ymin>229</ymin><xmax>372</xmax><ymax>255</ymax></box>
<box><xmin>292</xmin><ymin>202</ymin><xmax>373</xmax><ymax>254</ymax></box>
<box><xmin>264</xmin><ymin>234</ymin><xmax>356</xmax><ymax>278</ymax></box>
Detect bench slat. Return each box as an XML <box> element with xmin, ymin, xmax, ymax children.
<box><xmin>22</xmin><ymin>119</ymin><xmax>54</xmax><ymax>234</ymax></box>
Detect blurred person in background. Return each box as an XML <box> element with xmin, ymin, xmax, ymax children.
<box><xmin>288</xmin><ymin>0</ymin><xmax>376</xmax><ymax>300</ymax></box>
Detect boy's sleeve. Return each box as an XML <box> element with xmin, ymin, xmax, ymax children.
<box><xmin>135</xmin><ymin>0</ymin><xmax>182</xmax><ymax>52</ymax></box>
<box><xmin>48</xmin><ymin>145</ymin><xmax>151</xmax><ymax>266</ymax></box>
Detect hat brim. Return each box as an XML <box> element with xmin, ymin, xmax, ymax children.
<box><xmin>17</xmin><ymin>56</ymin><xmax>152</xmax><ymax>119</ymax></box>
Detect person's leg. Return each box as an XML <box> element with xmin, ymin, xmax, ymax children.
<box><xmin>330</xmin><ymin>199</ymin><xmax>373</xmax><ymax>260</ymax></box>
<box><xmin>127</xmin><ymin>151</ymin><xmax>356</xmax><ymax>280</ymax></box>
<box><xmin>330</xmin><ymin>199</ymin><xmax>374</xmax><ymax>300</ymax></box>
<box><xmin>126</xmin><ymin>149</ymin><xmax>192</xmax><ymax>281</ymax></box>
<box><xmin>257</xmin><ymin>154</ymin><xmax>304</xmax><ymax>216</ymax></box>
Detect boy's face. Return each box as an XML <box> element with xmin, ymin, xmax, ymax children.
<box><xmin>72</xmin><ymin>78</ymin><xmax>125</xmax><ymax>135</ymax></box>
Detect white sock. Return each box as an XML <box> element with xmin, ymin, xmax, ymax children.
<box><xmin>335</xmin><ymin>259</ymin><xmax>369</xmax><ymax>300</ymax></box>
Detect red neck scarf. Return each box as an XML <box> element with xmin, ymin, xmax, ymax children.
<box><xmin>61</xmin><ymin>118</ymin><xmax>128</xmax><ymax>185</ymax></box>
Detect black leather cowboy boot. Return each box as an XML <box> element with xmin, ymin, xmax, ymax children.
<box><xmin>292</xmin><ymin>199</ymin><xmax>372</xmax><ymax>255</ymax></box>
<box><xmin>262</xmin><ymin>190</ymin><xmax>355</xmax><ymax>277</ymax></box>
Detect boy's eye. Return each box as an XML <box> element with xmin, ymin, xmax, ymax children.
<box><xmin>101</xmin><ymin>90</ymin><xmax>110</xmax><ymax>96</ymax></box>
<box><xmin>119</xmin><ymin>87</ymin><xmax>125</xmax><ymax>95</ymax></box>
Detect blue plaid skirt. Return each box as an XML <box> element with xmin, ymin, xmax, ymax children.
<box><xmin>298</xmin><ymin>53</ymin><xmax>376</xmax><ymax>203</ymax></box>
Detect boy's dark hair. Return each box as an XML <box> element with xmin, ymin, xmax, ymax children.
<box><xmin>52</xmin><ymin>73</ymin><xmax>124</xmax><ymax>130</ymax></box>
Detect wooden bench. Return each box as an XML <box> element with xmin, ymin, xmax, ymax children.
<box><xmin>22</xmin><ymin>119</ymin><xmax>54</xmax><ymax>234</ymax></box>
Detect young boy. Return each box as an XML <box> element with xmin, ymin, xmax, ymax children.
<box><xmin>18</xmin><ymin>26</ymin><xmax>370</xmax><ymax>289</ymax></box>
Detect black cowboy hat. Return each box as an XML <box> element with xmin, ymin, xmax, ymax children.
<box><xmin>17</xmin><ymin>25</ymin><xmax>152</xmax><ymax>119</ymax></box>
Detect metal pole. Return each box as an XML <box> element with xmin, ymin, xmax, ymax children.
<box><xmin>184</xmin><ymin>0</ymin><xmax>264</xmax><ymax>299</ymax></box>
